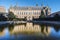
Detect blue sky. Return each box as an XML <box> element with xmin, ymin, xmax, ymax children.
<box><xmin>0</xmin><ymin>0</ymin><xmax>60</xmax><ymax>13</ymax></box>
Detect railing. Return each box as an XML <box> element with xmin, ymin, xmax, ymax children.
<box><xmin>13</xmin><ymin>21</ymin><xmax>27</xmax><ymax>24</ymax></box>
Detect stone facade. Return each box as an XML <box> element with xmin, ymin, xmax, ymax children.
<box><xmin>0</xmin><ymin>6</ymin><xmax>6</xmax><ymax>13</ymax></box>
<box><xmin>9</xmin><ymin>5</ymin><xmax>51</xmax><ymax>20</ymax></box>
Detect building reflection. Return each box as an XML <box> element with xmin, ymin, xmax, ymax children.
<box><xmin>0</xmin><ymin>22</ymin><xmax>51</xmax><ymax>36</ymax></box>
<box><xmin>0</xmin><ymin>29</ymin><xmax>5</xmax><ymax>36</ymax></box>
<box><xmin>9</xmin><ymin>22</ymin><xmax>51</xmax><ymax>36</ymax></box>
<box><xmin>0</xmin><ymin>23</ymin><xmax>60</xmax><ymax>37</ymax></box>
<box><xmin>40</xmin><ymin>24</ymin><xmax>50</xmax><ymax>36</ymax></box>
<box><xmin>0</xmin><ymin>27</ymin><xmax>9</xmax><ymax>37</ymax></box>
<box><xmin>0</xmin><ymin>26</ymin><xmax>5</xmax><ymax>36</ymax></box>
<box><xmin>54</xmin><ymin>25</ymin><xmax>60</xmax><ymax>32</ymax></box>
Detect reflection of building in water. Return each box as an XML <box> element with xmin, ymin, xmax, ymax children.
<box><xmin>0</xmin><ymin>31</ymin><xmax>5</xmax><ymax>36</ymax></box>
<box><xmin>0</xmin><ymin>27</ymin><xmax>5</xmax><ymax>36</ymax></box>
<box><xmin>0</xmin><ymin>28</ymin><xmax>9</xmax><ymax>36</ymax></box>
<box><xmin>10</xmin><ymin>22</ymin><xmax>51</xmax><ymax>36</ymax></box>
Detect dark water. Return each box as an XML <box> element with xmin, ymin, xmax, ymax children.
<box><xmin>0</xmin><ymin>22</ymin><xmax>60</xmax><ymax>40</ymax></box>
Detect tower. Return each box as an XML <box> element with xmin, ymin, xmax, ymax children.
<box><xmin>41</xmin><ymin>3</ymin><xmax>44</xmax><ymax>9</ymax></box>
<box><xmin>10</xmin><ymin>4</ymin><xmax>13</xmax><ymax>9</ymax></box>
<box><xmin>15</xmin><ymin>2</ymin><xmax>18</xmax><ymax>7</ymax></box>
<box><xmin>36</xmin><ymin>3</ymin><xmax>38</xmax><ymax>6</ymax></box>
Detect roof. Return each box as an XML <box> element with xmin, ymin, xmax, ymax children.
<box><xmin>10</xmin><ymin>6</ymin><xmax>41</xmax><ymax>10</ymax></box>
<box><xmin>47</xmin><ymin>11</ymin><xmax>60</xmax><ymax>17</ymax></box>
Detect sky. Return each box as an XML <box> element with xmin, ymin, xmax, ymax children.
<box><xmin>0</xmin><ymin>0</ymin><xmax>60</xmax><ymax>13</ymax></box>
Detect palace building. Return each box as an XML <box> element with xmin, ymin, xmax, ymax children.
<box><xmin>0</xmin><ymin>6</ymin><xmax>6</xmax><ymax>13</ymax></box>
<box><xmin>9</xmin><ymin>5</ymin><xmax>51</xmax><ymax>20</ymax></box>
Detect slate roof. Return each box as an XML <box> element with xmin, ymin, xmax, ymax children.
<box><xmin>10</xmin><ymin>6</ymin><xmax>41</xmax><ymax>10</ymax></box>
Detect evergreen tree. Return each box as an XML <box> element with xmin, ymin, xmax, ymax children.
<box><xmin>8</xmin><ymin>12</ymin><xmax>16</xmax><ymax>20</ymax></box>
<box><xmin>40</xmin><ymin>10</ymin><xmax>45</xmax><ymax>18</ymax></box>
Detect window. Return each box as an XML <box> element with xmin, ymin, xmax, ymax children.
<box><xmin>18</xmin><ymin>12</ymin><xmax>19</xmax><ymax>15</ymax></box>
<box><xmin>20</xmin><ymin>12</ymin><xmax>21</xmax><ymax>15</ymax></box>
<box><xmin>26</xmin><ymin>12</ymin><xmax>27</xmax><ymax>15</ymax></box>
<box><xmin>24</xmin><ymin>12</ymin><xmax>25</xmax><ymax>15</ymax></box>
<box><xmin>29</xmin><ymin>12</ymin><xmax>30</xmax><ymax>15</ymax></box>
<box><xmin>35</xmin><ymin>12</ymin><xmax>36</xmax><ymax>15</ymax></box>
<box><xmin>22</xmin><ymin>12</ymin><xmax>23</xmax><ymax>15</ymax></box>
